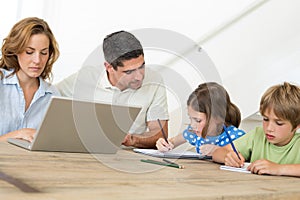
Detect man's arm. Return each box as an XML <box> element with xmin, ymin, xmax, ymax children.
<box><xmin>122</xmin><ymin>120</ymin><xmax>168</xmax><ymax>148</ymax></box>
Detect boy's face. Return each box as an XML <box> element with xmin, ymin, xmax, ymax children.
<box><xmin>262</xmin><ymin>108</ymin><xmax>297</xmax><ymax>146</ymax></box>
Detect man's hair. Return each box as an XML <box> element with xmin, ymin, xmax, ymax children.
<box><xmin>260</xmin><ymin>82</ymin><xmax>300</xmax><ymax>130</ymax></box>
<box><xmin>103</xmin><ymin>31</ymin><xmax>143</xmax><ymax>70</ymax></box>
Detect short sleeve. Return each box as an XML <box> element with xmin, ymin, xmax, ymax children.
<box><xmin>234</xmin><ymin>128</ymin><xmax>258</xmax><ymax>161</ymax></box>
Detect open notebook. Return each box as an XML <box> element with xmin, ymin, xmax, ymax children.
<box><xmin>220</xmin><ymin>162</ymin><xmax>251</xmax><ymax>173</ymax></box>
<box><xmin>133</xmin><ymin>148</ymin><xmax>211</xmax><ymax>159</ymax></box>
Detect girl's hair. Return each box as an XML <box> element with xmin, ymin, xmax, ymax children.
<box><xmin>187</xmin><ymin>82</ymin><xmax>241</xmax><ymax>138</ymax></box>
<box><xmin>260</xmin><ymin>82</ymin><xmax>300</xmax><ymax>130</ymax></box>
<box><xmin>0</xmin><ymin>17</ymin><xmax>59</xmax><ymax>80</ymax></box>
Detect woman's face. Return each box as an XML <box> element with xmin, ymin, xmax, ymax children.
<box><xmin>188</xmin><ymin>105</ymin><xmax>207</xmax><ymax>137</ymax></box>
<box><xmin>17</xmin><ymin>33</ymin><xmax>50</xmax><ymax>81</ymax></box>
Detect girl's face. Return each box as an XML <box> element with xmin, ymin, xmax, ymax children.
<box><xmin>17</xmin><ymin>33</ymin><xmax>50</xmax><ymax>81</ymax></box>
<box><xmin>187</xmin><ymin>105</ymin><xmax>207</xmax><ymax>137</ymax></box>
<box><xmin>262</xmin><ymin>108</ymin><xmax>298</xmax><ymax>146</ymax></box>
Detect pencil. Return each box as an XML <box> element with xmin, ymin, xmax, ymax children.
<box><xmin>163</xmin><ymin>158</ymin><xmax>178</xmax><ymax>165</ymax></box>
<box><xmin>141</xmin><ymin>159</ymin><xmax>184</xmax><ymax>169</ymax></box>
<box><xmin>223</xmin><ymin>125</ymin><xmax>241</xmax><ymax>160</ymax></box>
<box><xmin>157</xmin><ymin>119</ymin><xmax>168</xmax><ymax>144</ymax></box>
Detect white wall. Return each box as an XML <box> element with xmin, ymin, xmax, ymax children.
<box><xmin>201</xmin><ymin>0</ymin><xmax>300</xmax><ymax>119</ymax></box>
<box><xmin>0</xmin><ymin>0</ymin><xmax>255</xmax><ymax>82</ymax></box>
<box><xmin>1</xmin><ymin>0</ymin><xmax>299</xmax><ymax>135</ymax></box>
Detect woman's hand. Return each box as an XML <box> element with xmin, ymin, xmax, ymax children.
<box><xmin>15</xmin><ymin>128</ymin><xmax>36</xmax><ymax>142</ymax></box>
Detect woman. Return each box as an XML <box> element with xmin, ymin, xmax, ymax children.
<box><xmin>0</xmin><ymin>17</ymin><xmax>60</xmax><ymax>142</ymax></box>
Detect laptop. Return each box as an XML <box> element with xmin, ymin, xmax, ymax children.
<box><xmin>7</xmin><ymin>96</ymin><xmax>141</xmax><ymax>153</ymax></box>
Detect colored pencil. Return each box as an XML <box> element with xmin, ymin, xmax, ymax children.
<box><xmin>141</xmin><ymin>159</ymin><xmax>184</xmax><ymax>169</ymax></box>
<box><xmin>223</xmin><ymin>125</ymin><xmax>241</xmax><ymax>160</ymax></box>
<box><xmin>157</xmin><ymin>119</ymin><xmax>168</xmax><ymax>144</ymax></box>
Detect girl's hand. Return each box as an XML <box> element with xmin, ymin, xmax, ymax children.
<box><xmin>200</xmin><ymin>144</ymin><xmax>220</xmax><ymax>156</ymax></box>
<box><xmin>156</xmin><ymin>138</ymin><xmax>174</xmax><ymax>152</ymax></box>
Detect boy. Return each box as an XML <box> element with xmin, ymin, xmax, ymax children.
<box><xmin>213</xmin><ymin>82</ymin><xmax>300</xmax><ymax>176</ymax></box>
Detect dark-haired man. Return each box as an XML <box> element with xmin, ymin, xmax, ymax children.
<box><xmin>56</xmin><ymin>31</ymin><xmax>169</xmax><ymax>148</ymax></box>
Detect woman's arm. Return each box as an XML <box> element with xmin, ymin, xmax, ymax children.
<box><xmin>0</xmin><ymin>128</ymin><xmax>36</xmax><ymax>142</ymax></box>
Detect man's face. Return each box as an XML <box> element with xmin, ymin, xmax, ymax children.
<box><xmin>107</xmin><ymin>54</ymin><xmax>145</xmax><ymax>91</ymax></box>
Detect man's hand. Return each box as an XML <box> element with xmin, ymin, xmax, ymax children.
<box><xmin>121</xmin><ymin>134</ymin><xmax>135</xmax><ymax>146</ymax></box>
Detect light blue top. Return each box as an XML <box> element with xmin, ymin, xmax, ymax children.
<box><xmin>0</xmin><ymin>69</ymin><xmax>60</xmax><ymax>136</ymax></box>
<box><xmin>183</xmin><ymin>125</ymin><xmax>246</xmax><ymax>154</ymax></box>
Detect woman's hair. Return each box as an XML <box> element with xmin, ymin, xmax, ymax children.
<box><xmin>187</xmin><ymin>82</ymin><xmax>241</xmax><ymax>138</ymax></box>
<box><xmin>260</xmin><ymin>82</ymin><xmax>300</xmax><ymax>130</ymax></box>
<box><xmin>0</xmin><ymin>17</ymin><xmax>59</xmax><ymax>80</ymax></box>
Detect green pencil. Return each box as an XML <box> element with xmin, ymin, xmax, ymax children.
<box><xmin>141</xmin><ymin>159</ymin><xmax>184</xmax><ymax>169</ymax></box>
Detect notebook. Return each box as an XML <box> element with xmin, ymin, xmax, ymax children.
<box><xmin>7</xmin><ymin>96</ymin><xmax>141</xmax><ymax>153</ymax></box>
<box><xmin>220</xmin><ymin>162</ymin><xmax>251</xmax><ymax>173</ymax></box>
<box><xmin>133</xmin><ymin>148</ymin><xmax>212</xmax><ymax>159</ymax></box>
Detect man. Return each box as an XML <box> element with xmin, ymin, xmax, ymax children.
<box><xmin>56</xmin><ymin>31</ymin><xmax>169</xmax><ymax>148</ymax></box>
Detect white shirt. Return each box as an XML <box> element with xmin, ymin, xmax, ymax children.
<box><xmin>56</xmin><ymin>65</ymin><xmax>169</xmax><ymax>134</ymax></box>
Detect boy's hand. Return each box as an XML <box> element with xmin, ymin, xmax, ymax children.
<box><xmin>247</xmin><ymin>159</ymin><xmax>281</xmax><ymax>175</ymax></box>
<box><xmin>224</xmin><ymin>151</ymin><xmax>245</xmax><ymax>168</ymax></box>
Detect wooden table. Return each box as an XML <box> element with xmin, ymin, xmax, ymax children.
<box><xmin>0</xmin><ymin>142</ymin><xmax>299</xmax><ymax>200</ymax></box>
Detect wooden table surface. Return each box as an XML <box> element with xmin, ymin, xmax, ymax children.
<box><xmin>0</xmin><ymin>142</ymin><xmax>299</xmax><ymax>200</ymax></box>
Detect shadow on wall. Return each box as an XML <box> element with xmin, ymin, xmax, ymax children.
<box><xmin>239</xmin><ymin>112</ymin><xmax>262</xmax><ymax>133</ymax></box>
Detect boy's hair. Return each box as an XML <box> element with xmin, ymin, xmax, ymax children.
<box><xmin>103</xmin><ymin>30</ymin><xmax>144</xmax><ymax>70</ymax></box>
<box><xmin>260</xmin><ymin>82</ymin><xmax>300</xmax><ymax>130</ymax></box>
<box><xmin>187</xmin><ymin>82</ymin><xmax>241</xmax><ymax>138</ymax></box>
<box><xmin>0</xmin><ymin>17</ymin><xmax>59</xmax><ymax>80</ymax></box>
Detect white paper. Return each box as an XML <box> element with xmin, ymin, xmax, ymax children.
<box><xmin>133</xmin><ymin>148</ymin><xmax>209</xmax><ymax>159</ymax></box>
<box><xmin>220</xmin><ymin>162</ymin><xmax>251</xmax><ymax>173</ymax></box>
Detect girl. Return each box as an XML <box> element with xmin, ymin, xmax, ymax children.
<box><xmin>0</xmin><ymin>17</ymin><xmax>60</xmax><ymax>142</ymax></box>
<box><xmin>156</xmin><ymin>82</ymin><xmax>245</xmax><ymax>156</ymax></box>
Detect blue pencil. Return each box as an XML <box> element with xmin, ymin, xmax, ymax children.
<box><xmin>223</xmin><ymin>125</ymin><xmax>241</xmax><ymax>160</ymax></box>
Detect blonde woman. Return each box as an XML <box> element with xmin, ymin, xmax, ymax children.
<box><xmin>0</xmin><ymin>17</ymin><xmax>60</xmax><ymax>142</ymax></box>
